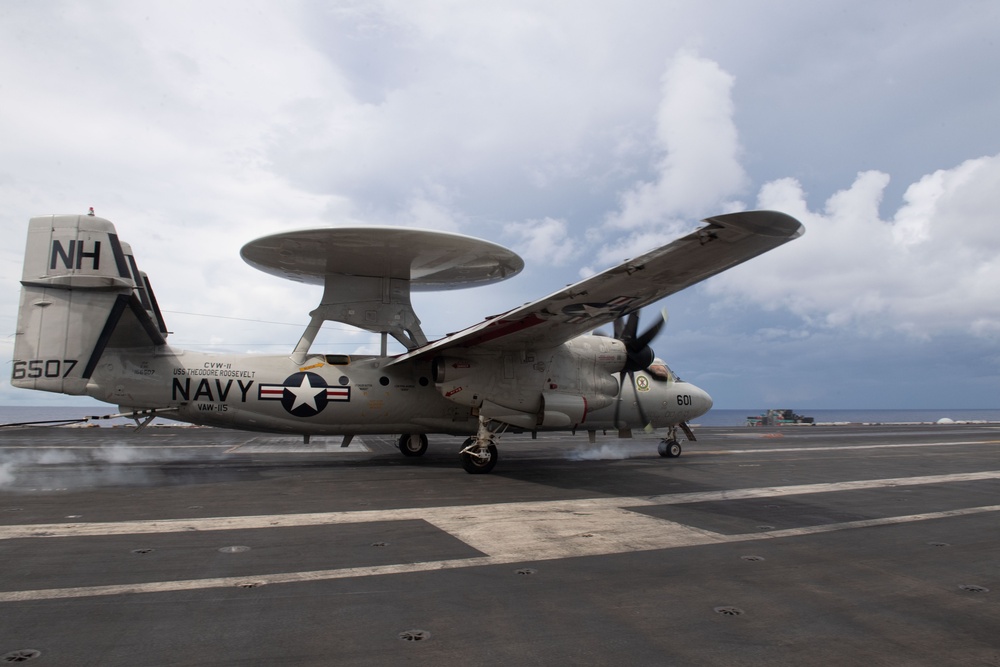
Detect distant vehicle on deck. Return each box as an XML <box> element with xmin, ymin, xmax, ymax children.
<box><xmin>746</xmin><ymin>409</ymin><xmax>815</xmax><ymax>426</ymax></box>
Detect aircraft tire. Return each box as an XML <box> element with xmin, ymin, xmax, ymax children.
<box><xmin>658</xmin><ymin>439</ymin><xmax>682</xmax><ymax>458</ymax></box>
<box><xmin>460</xmin><ymin>437</ymin><xmax>498</xmax><ymax>474</ymax></box>
<box><xmin>398</xmin><ymin>433</ymin><xmax>428</xmax><ymax>457</ymax></box>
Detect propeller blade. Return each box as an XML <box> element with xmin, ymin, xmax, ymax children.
<box><xmin>622</xmin><ymin>312</ymin><xmax>639</xmax><ymax>342</ymax></box>
<box><xmin>612</xmin><ymin>370</ymin><xmax>625</xmax><ymax>429</ymax></box>
<box><xmin>634</xmin><ymin>310</ymin><xmax>667</xmax><ymax>349</ymax></box>
<box><xmin>613</xmin><ymin>316</ymin><xmax>625</xmax><ymax>340</ymax></box>
<box><xmin>609</xmin><ymin>307</ymin><xmax>669</xmax><ymax>432</ymax></box>
<box><xmin>611</xmin><ymin>370</ymin><xmax>655</xmax><ymax>433</ymax></box>
<box><xmin>629</xmin><ymin>370</ymin><xmax>654</xmax><ymax>432</ymax></box>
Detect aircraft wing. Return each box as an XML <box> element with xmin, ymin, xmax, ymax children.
<box><xmin>389</xmin><ymin>210</ymin><xmax>803</xmax><ymax>363</ymax></box>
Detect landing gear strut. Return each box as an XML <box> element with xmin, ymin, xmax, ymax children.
<box><xmin>459</xmin><ymin>416</ymin><xmax>503</xmax><ymax>474</ymax></box>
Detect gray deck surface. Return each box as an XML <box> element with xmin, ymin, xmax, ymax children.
<box><xmin>1</xmin><ymin>423</ymin><xmax>998</xmax><ymax>665</ymax></box>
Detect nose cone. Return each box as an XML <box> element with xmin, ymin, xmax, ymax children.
<box><xmin>689</xmin><ymin>384</ymin><xmax>713</xmax><ymax>418</ymax></box>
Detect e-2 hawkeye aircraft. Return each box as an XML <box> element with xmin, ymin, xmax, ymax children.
<box><xmin>11</xmin><ymin>210</ymin><xmax>803</xmax><ymax>473</ymax></box>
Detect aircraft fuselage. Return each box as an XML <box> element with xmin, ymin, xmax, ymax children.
<box><xmin>84</xmin><ymin>342</ymin><xmax>712</xmax><ymax>436</ymax></box>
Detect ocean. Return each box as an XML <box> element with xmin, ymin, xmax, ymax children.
<box><xmin>700</xmin><ymin>408</ymin><xmax>1000</xmax><ymax>427</ymax></box>
<box><xmin>1</xmin><ymin>405</ymin><xmax>999</xmax><ymax>429</ymax></box>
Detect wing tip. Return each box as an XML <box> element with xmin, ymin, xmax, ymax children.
<box><xmin>702</xmin><ymin>210</ymin><xmax>805</xmax><ymax>239</ymax></box>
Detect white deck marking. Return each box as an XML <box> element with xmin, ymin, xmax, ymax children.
<box><xmin>2</xmin><ymin>470</ymin><xmax>1000</xmax><ymax>602</ymax></box>
<box><xmin>1</xmin><ymin>504</ymin><xmax>997</xmax><ymax>603</ymax></box>
<box><xmin>701</xmin><ymin>440</ymin><xmax>1000</xmax><ymax>454</ymax></box>
<box><xmin>2</xmin><ymin>470</ymin><xmax>999</xmax><ymax>543</ymax></box>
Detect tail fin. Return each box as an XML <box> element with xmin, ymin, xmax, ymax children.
<box><xmin>12</xmin><ymin>214</ymin><xmax>168</xmax><ymax>395</ymax></box>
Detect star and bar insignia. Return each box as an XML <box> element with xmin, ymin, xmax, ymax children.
<box><xmin>258</xmin><ymin>371</ymin><xmax>350</xmax><ymax>417</ymax></box>
<box><xmin>562</xmin><ymin>296</ymin><xmax>636</xmax><ymax>324</ymax></box>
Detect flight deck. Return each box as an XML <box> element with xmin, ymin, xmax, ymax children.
<box><xmin>1</xmin><ymin>423</ymin><xmax>998</xmax><ymax>665</ymax></box>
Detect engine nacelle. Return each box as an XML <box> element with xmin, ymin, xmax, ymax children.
<box><xmin>545</xmin><ymin>338</ymin><xmax>622</xmax><ymax>410</ymax></box>
<box><xmin>432</xmin><ymin>357</ymin><xmax>476</xmax><ymax>384</ymax></box>
<box><xmin>593</xmin><ymin>338</ymin><xmax>628</xmax><ymax>374</ymax></box>
<box><xmin>593</xmin><ymin>374</ymin><xmax>620</xmax><ymax>402</ymax></box>
<box><xmin>432</xmin><ymin>339</ymin><xmax>625</xmax><ymax>417</ymax></box>
<box><xmin>480</xmin><ymin>392</ymin><xmax>591</xmax><ymax>429</ymax></box>
<box><xmin>539</xmin><ymin>392</ymin><xmax>588</xmax><ymax>427</ymax></box>
<box><xmin>432</xmin><ymin>355</ymin><xmax>499</xmax><ymax>409</ymax></box>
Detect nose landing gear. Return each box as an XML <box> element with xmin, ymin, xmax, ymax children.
<box><xmin>658</xmin><ymin>439</ymin><xmax>682</xmax><ymax>458</ymax></box>
<box><xmin>658</xmin><ymin>422</ymin><xmax>695</xmax><ymax>458</ymax></box>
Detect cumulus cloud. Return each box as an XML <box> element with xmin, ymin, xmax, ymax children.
<box><xmin>400</xmin><ymin>187</ymin><xmax>464</xmax><ymax>232</ymax></box>
<box><xmin>606</xmin><ymin>51</ymin><xmax>747</xmax><ymax>231</ymax></box>
<box><xmin>504</xmin><ymin>217</ymin><xmax>581</xmax><ymax>266</ymax></box>
<box><xmin>0</xmin><ymin>1</ymin><xmax>354</xmax><ymax>357</ymax></box>
<box><xmin>263</xmin><ymin>3</ymin><xmax>674</xmax><ymax>218</ymax></box>
<box><xmin>2</xmin><ymin>2</ymin><xmax>999</xmax><ymax>408</ymax></box>
<box><xmin>707</xmin><ymin>154</ymin><xmax>1000</xmax><ymax>339</ymax></box>
<box><xmin>587</xmin><ymin>50</ymin><xmax>749</xmax><ymax>272</ymax></box>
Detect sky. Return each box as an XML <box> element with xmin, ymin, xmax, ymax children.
<box><xmin>1</xmin><ymin>0</ymin><xmax>999</xmax><ymax>410</ymax></box>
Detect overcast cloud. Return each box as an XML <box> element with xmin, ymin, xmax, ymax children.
<box><xmin>1</xmin><ymin>1</ymin><xmax>999</xmax><ymax>410</ymax></box>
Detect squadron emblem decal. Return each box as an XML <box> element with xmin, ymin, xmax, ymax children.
<box><xmin>258</xmin><ymin>372</ymin><xmax>350</xmax><ymax>417</ymax></box>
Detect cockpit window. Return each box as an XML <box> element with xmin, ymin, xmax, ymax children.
<box><xmin>647</xmin><ymin>358</ymin><xmax>680</xmax><ymax>382</ymax></box>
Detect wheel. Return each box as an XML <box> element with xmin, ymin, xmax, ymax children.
<box><xmin>460</xmin><ymin>436</ymin><xmax>498</xmax><ymax>474</ymax></box>
<box><xmin>398</xmin><ymin>433</ymin><xmax>428</xmax><ymax>457</ymax></box>
<box><xmin>658</xmin><ymin>439</ymin><xmax>682</xmax><ymax>458</ymax></box>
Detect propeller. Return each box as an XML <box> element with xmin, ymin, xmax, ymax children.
<box><xmin>609</xmin><ymin>309</ymin><xmax>667</xmax><ymax>431</ymax></box>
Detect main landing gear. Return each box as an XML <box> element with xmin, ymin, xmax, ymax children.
<box><xmin>657</xmin><ymin>422</ymin><xmax>695</xmax><ymax>458</ymax></box>
<box><xmin>397</xmin><ymin>433</ymin><xmax>428</xmax><ymax>457</ymax></box>
<box><xmin>459</xmin><ymin>416</ymin><xmax>504</xmax><ymax>474</ymax></box>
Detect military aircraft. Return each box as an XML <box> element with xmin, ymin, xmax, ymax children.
<box><xmin>11</xmin><ymin>210</ymin><xmax>803</xmax><ymax>473</ymax></box>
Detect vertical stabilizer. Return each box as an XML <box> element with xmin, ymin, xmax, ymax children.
<box><xmin>12</xmin><ymin>215</ymin><xmax>167</xmax><ymax>395</ymax></box>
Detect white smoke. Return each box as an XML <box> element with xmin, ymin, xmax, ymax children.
<box><xmin>0</xmin><ymin>461</ymin><xmax>15</xmax><ymax>487</ymax></box>
<box><xmin>567</xmin><ymin>440</ymin><xmax>654</xmax><ymax>461</ymax></box>
<box><xmin>0</xmin><ymin>442</ymin><xmax>223</xmax><ymax>491</ymax></box>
